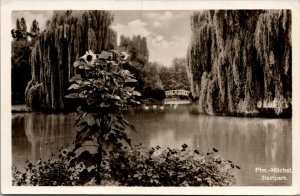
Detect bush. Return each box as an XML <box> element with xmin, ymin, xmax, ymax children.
<box><xmin>12</xmin><ymin>149</ymin><xmax>80</xmax><ymax>186</ymax></box>
<box><xmin>107</xmin><ymin>144</ymin><xmax>238</xmax><ymax>186</ymax></box>
<box><xmin>13</xmin><ymin>145</ymin><xmax>239</xmax><ymax>186</ymax></box>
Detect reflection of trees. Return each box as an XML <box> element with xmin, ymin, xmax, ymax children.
<box><xmin>190</xmin><ymin>117</ymin><xmax>291</xmax><ymax>185</ymax></box>
<box><xmin>13</xmin><ymin>113</ymin><xmax>75</xmax><ymax>167</ymax></box>
<box><xmin>128</xmin><ymin>110</ymin><xmax>291</xmax><ymax>185</ymax></box>
<box><xmin>12</xmin><ymin>114</ymin><xmax>32</xmax><ymax>169</ymax></box>
<box><xmin>127</xmin><ymin>112</ymin><xmax>167</xmax><ymax>147</ymax></box>
<box><xmin>263</xmin><ymin>119</ymin><xmax>292</xmax><ymax>166</ymax></box>
<box><xmin>13</xmin><ymin>111</ymin><xmax>291</xmax><ymax>185</ymax></box>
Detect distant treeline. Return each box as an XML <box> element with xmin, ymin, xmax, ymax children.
<box><xmin>116</xmin><ymin>35</ymin><xmax>190</xmax><ymax>102</ymax></box>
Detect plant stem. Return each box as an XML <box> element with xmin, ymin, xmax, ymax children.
<box><xmin>95</xmin><ymin>145</ymin><xmax>103</xmax><ymax>185</ymax></box>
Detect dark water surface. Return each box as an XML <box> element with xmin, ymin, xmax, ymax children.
<box><xmin>12</xmin><ymin>106</ymin><xmax>292</xmax><ymax>186</ymax></box>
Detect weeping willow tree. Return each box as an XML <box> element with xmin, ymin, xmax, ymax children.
<box><xmin>187</xmin><ymin>10</ymin><xmax>291</xmax><ymax>116</ymax></box>
<box><xmin>25</xmin><ymin>10</ymin><xmax>117</xmax><ymax>111</ymax></box>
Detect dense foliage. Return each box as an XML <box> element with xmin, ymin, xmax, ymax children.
<box><xmin>119</xmin><ymin>35</ymin><xmax>149</xmax><ymax>66</ymax></box>
<box><xmin>119</xmin><ymin>36</ymin><xmax>190</xmax><ymax>101</ymax></box>
<box><xmin>13</xmin><ymin>145</ymin><xmax>238</xmax><ymax>186</ymax></box>
<box><xmin>13</xmin><ymin>148</ymin><xmax>80</xmax><ymax>186</ymax></box>
<box><xmin>187</xmin><ymin>10</ymin><xmax>291</xmax><ymax>116</ymax></box>
<box><xmin>11</xmin><ymin>18</ymin><xmax>40</xmax><ymax>104</ymax></box>
<box><xmin>118</xmin><ymin>35</ymin><xmax>148</xmax><ymax>94</ymax></box>
<box><xmin>159</xmin><ymin>58</ymin><xmax>190</xmax><ymax>91</ymax></box>
<box><xmin>107</xmin><ymin>145</ymin><xmax>238</xmax><ymax>186</ymax></box>
<box><xmin>11</xmin><ymin>40</ymin><xmax>31</xmax><ymax>104</ymax></box>
<box><xmin>25</xmin><ymin>10</ymin><xmax>117</xmax><ymax>111</ymax></box>
<box><xmin>141</xmin><ymin>62</ymin><xmax>165</xmax><ymax>101</ymax></box>
<box><xmin>118</xmin><ymin>35</ymin><xmax>165</xmax><ymax>102</ymax></box>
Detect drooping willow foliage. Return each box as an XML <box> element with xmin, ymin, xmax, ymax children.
<box><xmin>25</xmin><ymin>10</ymin><xmax>117</xmax><ymax>111</ymax></box>
<box><xmin>187</xmin><ymin>10</ymin><xmax>291</xmax><ymax>116</ymax></box>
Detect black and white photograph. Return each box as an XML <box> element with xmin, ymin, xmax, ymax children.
<box><xmin>1</xmin><ymin>0</ymin><xmax>300</xmax><ymax>195</ymax></box>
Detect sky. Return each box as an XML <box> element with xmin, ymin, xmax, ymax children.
<box><xmin>112</xmin><ymin>11</ymin><xmax>192</xmax><ymax>67</ymax></box>
<box><xmin>12</xmin><ymin>10</ymin><xmax>53</xmax><ymax>31</ymax></box>
<box><xmin>12</xmin><ymin>10</ymin><xmax>193</xmax><ymax>67</ymax></box>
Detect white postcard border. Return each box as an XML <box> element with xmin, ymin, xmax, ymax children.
<box><xmin>1</xmin><ymin>0</ymin><xmax>300</xmax><ymax>194</ymax></box>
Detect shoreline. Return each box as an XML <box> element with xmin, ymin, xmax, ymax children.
<box><xmin>12</xmin><ymin>104</ymin><xmax>292</xmax><ymax>119</ymax></box>
<box><xmin>11</xmin><ymin>104</ymin><xmax>33</xmax><ymax>113</ymax></box>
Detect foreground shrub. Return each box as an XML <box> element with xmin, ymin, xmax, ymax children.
<box><xmin>13</xmin><ymin>144</ymin><xmax>239</xmax><ymax>186</ymax></box>
<box><xmin>107</xmin><ymin>144</ymin><xmax>238</xmax><ymax>186</ymax></box>
<box><xmin>12</xmin><ymin>149</ymin><xmax>80</xmax><ymax>186</ymax></box>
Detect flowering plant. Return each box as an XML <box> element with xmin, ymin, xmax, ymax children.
<box><xmin>65</xmin><ymin>50</ymin><xmax>141</xmax><ymax>184</ymax></box>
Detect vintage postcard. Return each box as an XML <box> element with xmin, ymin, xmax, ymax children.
<box><xmin>1</xmin><ymin>0</ymin><xmax>300</xmax><ymax>195</ymax></box>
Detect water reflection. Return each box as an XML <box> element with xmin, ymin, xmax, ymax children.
<box><xmin>127</xmin><ymin>111</ymin><xmax>292</xmax><ymax>186</ymax></box>
<box><xmin>12</xmin><ymin>113</ymin><xmax>76</xmax><ymax>169</ymax></box>
<box><xmin>12</xmin><ymin>107</ymin><xmax>292</xmax><ymax>186</ymax></box>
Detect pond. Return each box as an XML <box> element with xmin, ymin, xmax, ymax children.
<box><xmin>12</xmin><ymin>105</ymin><xmax>292</xmax><ymax>186</ymax></box>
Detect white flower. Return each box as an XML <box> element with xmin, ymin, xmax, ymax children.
<box><xmin>78</xmin><ymin>50</ymin><xmax>97</xmax><ymax>69</ymax></box>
